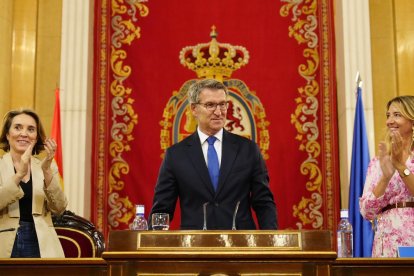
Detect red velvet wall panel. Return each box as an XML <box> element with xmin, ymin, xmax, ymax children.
<box><xmin>92</xmin><ymin>0</ymin><xmax>340</xmax><ymax>242</ymax></box>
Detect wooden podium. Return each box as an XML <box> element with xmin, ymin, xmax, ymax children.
<box><xmin>103</xmin><ymin>230</ymin><xmax>336</xmax><ymax>276</ymax></box>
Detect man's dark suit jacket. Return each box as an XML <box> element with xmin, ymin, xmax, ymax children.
<box><xmin>150</xmin><ymin>130</ymin><xmax>277</xmax><ymax>230</ymax></box>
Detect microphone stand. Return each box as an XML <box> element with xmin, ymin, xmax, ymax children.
<box><xmin>203</xmin><ymin>202</ymin><xmax>209</xmax><ymax>230</ymax></box>
<box><xmin>232</xmin><ymin>201</ymin><xmax>240</xmax><ymax>230</ymax></box>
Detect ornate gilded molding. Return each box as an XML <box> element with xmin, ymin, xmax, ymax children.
<box><xmin>320</xmin><ymin>0</ymin><xmax>335</xmax><ymax>231</ymax></box>
<box><xmin>96</xmin><ymin>0</ymin><xmax>109</xmax><ymax>233</ymax></box>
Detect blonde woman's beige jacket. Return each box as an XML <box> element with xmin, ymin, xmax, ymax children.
<box><xmin>0</xmin><ymin>152</ymin><xmax>67</xmax><ymax>258</ymax></box>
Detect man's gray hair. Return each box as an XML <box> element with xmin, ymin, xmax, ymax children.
<box><xmin>187</xmin><ymin>79</ymin><xmax>228</xmax><ymax>104</ymax></box>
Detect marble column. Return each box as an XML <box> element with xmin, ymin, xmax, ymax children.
<box><xmin>60</xmin><ymin>0</ymin><xmax>94</xmax><ymax>218</ymax></box>
<box><xmin>334</xmin><ymin>0</ymin><xmax>375</xmax><ymax>207</ymax></box>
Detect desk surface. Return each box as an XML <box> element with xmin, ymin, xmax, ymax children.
<box><xmin>1</xmin><ymin>256</ymin><xmax>414</xmax><ymax>276</ymax></box>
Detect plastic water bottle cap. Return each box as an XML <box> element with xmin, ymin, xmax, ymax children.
<box><xmin>136</xmin><ymin>204</ymin><xmax>145</xmax><ymax>215</ymax></box>
<box><xmin>340</xmin><ymin>209</ymin><xmax>349</xmax><ymax>219</ymax></box>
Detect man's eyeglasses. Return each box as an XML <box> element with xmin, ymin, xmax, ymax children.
<box><xmin>196</xmin><ymin>101</ymin><xmax>229</xmax><ymax>111</ymax></box>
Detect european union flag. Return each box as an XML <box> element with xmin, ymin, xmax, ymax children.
<box><xmin>348</xmin><ymin>84</ymin><xmax>374</xmax><ymax>257</ymax></box>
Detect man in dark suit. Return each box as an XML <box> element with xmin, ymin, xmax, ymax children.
<box><xmin>150</xmin><ymin>79</ymin><xmax>277</xmax><ymax>230</ymax></box>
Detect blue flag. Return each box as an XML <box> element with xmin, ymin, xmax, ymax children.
<box><xmin>348</xmin><ymin>86</ymin><xmax>374</xmax><ymax>257</ymax></box>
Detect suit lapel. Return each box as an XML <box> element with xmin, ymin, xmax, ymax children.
<box><xmin>216</xmin><ymin>131</ymin><xmax>239</xmax><ymax>195</ymax></box>
<box><xmin>186</xmin><ymin>132</ymin><xmax>216</xmax><ymax>195</ymax></box>
<box><xmin>1</xmin><ymin>153</ymin><xmax>15</xmax><ymax>183</ymax></box>
<box><xmin>2</xmin><ymin>153</ymin><xmax>20</xmax><ymax>217</ymax></box>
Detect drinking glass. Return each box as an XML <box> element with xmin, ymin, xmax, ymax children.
<box><xmin>151</xmin><ymin>213</ymin><xmax>169</xmax><ymax>230</ymax></box>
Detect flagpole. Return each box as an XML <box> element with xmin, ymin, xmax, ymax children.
<box><xmin>355</xmin><ymin>71</ymin><xmax>362</xmax><ymax>90</ymax></box>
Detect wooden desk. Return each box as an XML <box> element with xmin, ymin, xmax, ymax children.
<box><xmin>2</xmin><ymin>233</ymin><xmax>414</xmax><ymax>275</ymax></box>
<box><xmin>332</xmin><ymin>258</ymin><xmax>414</xmax><ymax>276</ymax></box>
<box><xmin>104</xmin><ymin>230</ymin><xmax>336</xmax><ymax>276</ymax></box>
<box><xmin>0</xmin><ymin>258</ymin><xmax>107</xmax><ymax>276</ymax></box>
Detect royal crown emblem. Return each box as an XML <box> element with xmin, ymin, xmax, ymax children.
<box><xmin>179</xmin><ymin>26</ymin><xmax>250</xmax><ymax>81</ymax></box>
<box><xmin>161</xmin><ymin>27</ymin><xmax>269</xmax><ymax>160</ymax></box>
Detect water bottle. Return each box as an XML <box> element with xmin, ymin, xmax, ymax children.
<box><xmin>337</xmin><ymin>209</ymin><xmax>353</xmax><ymax>257</ymax></box>
<box><xmin>131</xmin><ymin>204</ymin><xmax>148</xmax><ymax>230</ymax></box>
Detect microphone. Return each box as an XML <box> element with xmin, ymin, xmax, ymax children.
<box><xmin>232</xmin><ymin>201</ymin><xmax>240</xmax><ymax>230</ymax></box>
<box><xmin>0</xmin><ymin>228</ymin><xmax>15</xmax><ymax>233</ymax></box>
<box><xmin>203</xmin><ymin>202</ymin><xmax>209</xmax><ymax>230</ymax></box>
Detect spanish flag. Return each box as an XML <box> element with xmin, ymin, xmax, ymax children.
<box><xmin>51</xmin><ymin>87</ymin><xmax>64</xmax><ymax>188</ymax></box>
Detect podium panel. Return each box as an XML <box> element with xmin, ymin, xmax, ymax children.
<box><xmin>104</xmin><ymin>230</ymin><xmax>336</xmax><ymax>276</ymax></box>
<box><xmin>332</xmin><ymin>258</ymin><xmax>414</xmax><ymax>276</ymax></box>
<box><xmin>108</xmin><ymin>230</ymin><xmax>332</xmax><ymax>252</ymax></box>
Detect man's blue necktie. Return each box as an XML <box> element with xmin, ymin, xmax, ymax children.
<box><xmin>207</xmin><ymin>136</ymin><xmax>219</xmax><ymax>191</ymax></box>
